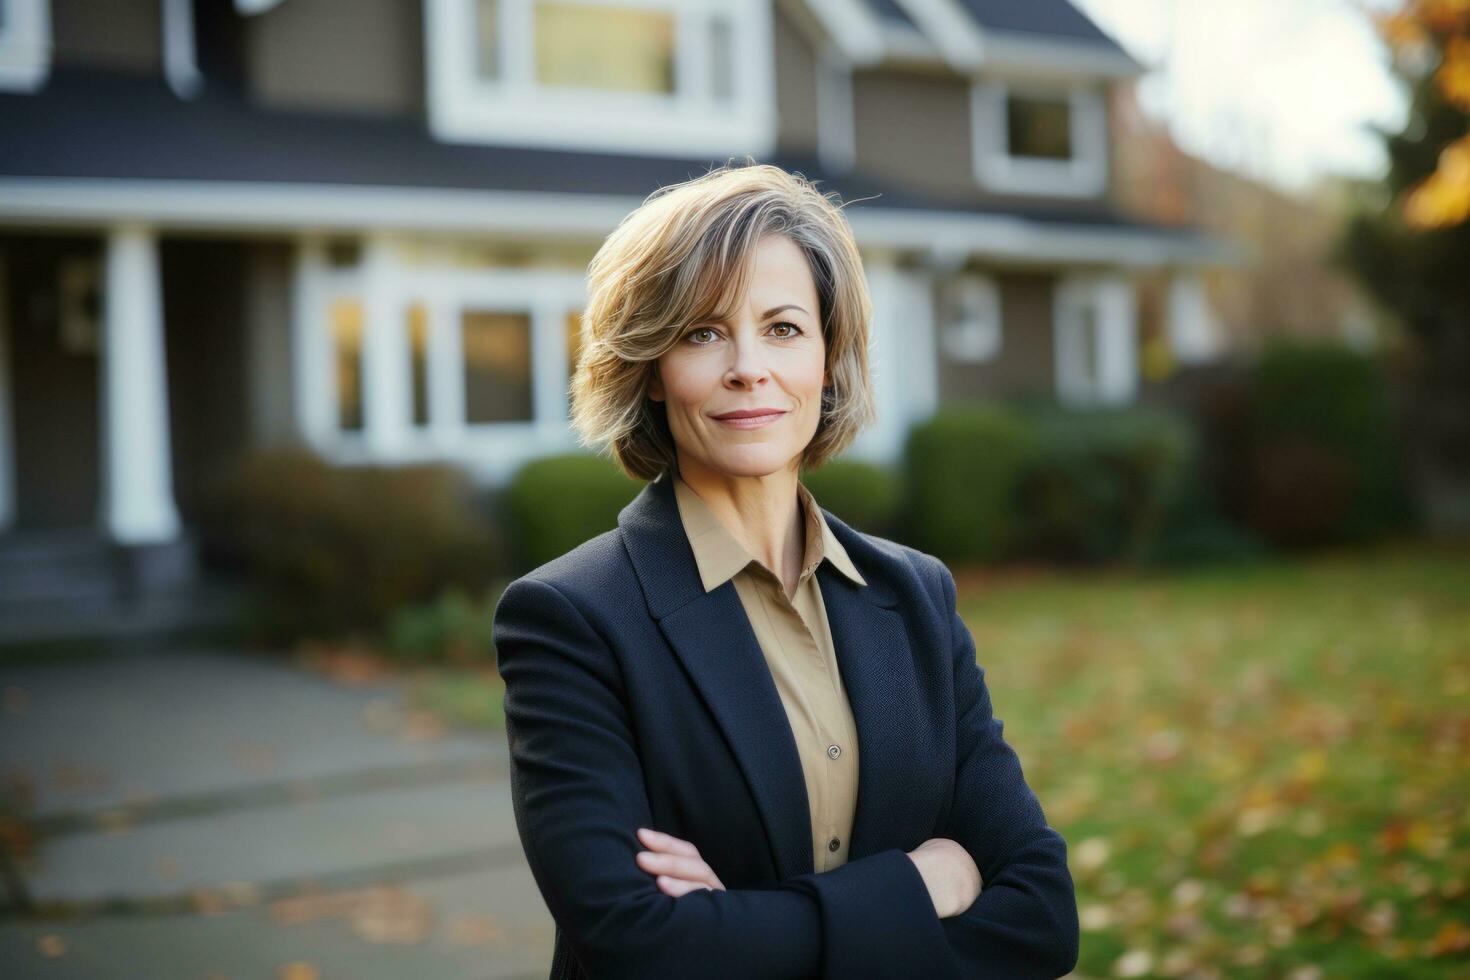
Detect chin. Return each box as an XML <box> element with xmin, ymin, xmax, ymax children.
<box><xmin>708</xmin><ymin>445</ymin><xmax>801</xmax><ymax>479</ymax></box>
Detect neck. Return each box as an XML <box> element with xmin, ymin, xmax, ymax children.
<box><xmin>674</xmin><ymin>456</ymin><xmax>805</xmax><ymax>591</ymax></box>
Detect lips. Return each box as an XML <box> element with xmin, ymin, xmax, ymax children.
<box><xmin>712</xmin><ymin>409</ymin><xmax>787</xmax><ymax>420</ymax></box>
<box><xmin>711</xmin><ymin>408</ymin><xmax>787</xmax><ymax>429</ymax></box>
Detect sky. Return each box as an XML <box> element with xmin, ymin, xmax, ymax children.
<box><xmin>1068</xmin><ymin>0</ymin><xmax>1410</xmax><ymax>192</ymax></box>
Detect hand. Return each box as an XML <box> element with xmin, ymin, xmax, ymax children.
<box><xmin>906</xmin><ymin>838</ymin><xmax>983</xmax><ymax>919</ymax></box>
<box><xmin>635</xmin><ymin>827</ymin><xmax>727</xmax><ymax>898</ymax></box>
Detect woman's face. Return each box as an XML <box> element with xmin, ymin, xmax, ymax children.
<box><xmin>648</xmin><ymin>233</ymin><xmax>828</xmax><ymax>481</ymax></box>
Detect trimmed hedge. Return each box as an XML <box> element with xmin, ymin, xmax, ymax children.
<box><xmin>501</xmin><ymin>453</ymin><xmax>643</xmax><ymax>574</ymax></box>
<box><xmin>800</xmin><ymin>458</ymin><xmax>903</xmax><ymax>539</ymax></box>
<box><xmin>199</xmin><ymin>449</ymin><xmax>501</xmax><ymax>642</ymax></box>
<box><xmin>900</xmin><ymin>401</ymin><xmax>1203</xmax><ymax>566</ymax></box>
<box><xmin>901</xmin><ymin>404</ymin><xmax>1036</xmax><ymax>562</ymax></box>
<box><xmin>1012</xmin><ymin>403</ymin><xmax>1196</xmax><ymax>565</ymax></box>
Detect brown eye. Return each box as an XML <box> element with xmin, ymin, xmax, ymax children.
<box><xmin>771</xmin><ymin>322</ymin><xmax>802</xmax><ymax>338</ymax></box>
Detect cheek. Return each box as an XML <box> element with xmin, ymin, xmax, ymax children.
<box><xmin>659</xmin><ymin>358</ymin><xmax>720</xmax><ymax>410</ymax></box>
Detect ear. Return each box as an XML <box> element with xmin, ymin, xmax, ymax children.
<box><xmin>647</xmin><ymin>365</ymin><xmax>664</xmax><ymax>402</ymax></box>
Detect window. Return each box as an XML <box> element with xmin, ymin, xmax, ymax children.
<box><xmin>971</xmin><ymin>80</ymin><xmax>1108</xmax><ymax>198</ymax></box>
<box><xmin>1007</xmin><ymin>93</ymin><xmax>1071</xmax><ymax>160</ymax></box>
<box><xmin>0</xmin><ymin>0</ymin><xmax>49</xmax><ymax>92</ymax></box>
<box><xmin>534</xmin><ymin>3</ymin><xmax>674</xmax><ymax>93</ymax></box>
<box><xmin>407</xmin><ymin>300</ymin><xmax>431</xmax><ymax>427</ymax></box>
<box><xmin>295</xmin><ymin>236</ymin><xmax>588</xmax><ymax>477</ymax></box>
<box><xmin>58</xmin><ymin>256</ymin><xmax>101</xmax><ymax>355</ymax></box>
<box><xmin>330</xmin><ymin>298</ymin><xmax>365</xmax><ymax>431</ymax></box>
<box><xmin>1053</xmin><ymin>273</ymin><xmax>1137</xmax><ymax>406</ymax></box>
<box><xmin>937</xmin><ymin>273</ymin><xmax>1001</xmax><ymax>363</ymax></box>
<box><xmin>462</xmin><ymin>309</ymin><xmax>534</xmax><ymax>423</ymax></box>
<box><xmin>427</xmin><ymin>0</ymin><xmax>775</xmax><ymax>157</ymax></box>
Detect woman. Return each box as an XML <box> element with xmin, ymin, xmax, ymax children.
<box><xmin>492</xmin><ymin>163</ymin><xmax>1078</xmax><ymax>979</ymax></box>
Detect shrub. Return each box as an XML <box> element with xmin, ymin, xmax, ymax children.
<box><xmin>901</xmin><ymin>404</ymin><xmax>1036</xmax><ymax>562</ymax></box>
<box><xmin>501</xmin><ymin>453</ymin><xmax>643</xmax><ymax>573</ymax></box>
<box><xmin>199</xmin><ymin>449</ymin><xmax>501</xmax><ymax>642</ymax></box>
<box><xmin>1010</xmin><ymin>403</ymin><xmax>1196</xmax><ymax>565</ymax></box>
<box><xmin>386</xmin><ymin>583</ymin><xmax>507</xmax><ymax>666</ymax></box>
<box><xmin>800</xmin><ymin>458</ymin><xmax>902</xmax><ymax>538</ymax></box>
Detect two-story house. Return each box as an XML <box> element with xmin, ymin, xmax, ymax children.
<box><xmin>0</xmin><ymin>0</ymin><xmax>1227</xmax><ymax>611</ymax></box>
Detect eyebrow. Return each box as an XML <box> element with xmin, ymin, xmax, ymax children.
<box><xmin>706</xmin><ymin>304</ymin><xmax>810</xmax><ymax>323</ymax></box>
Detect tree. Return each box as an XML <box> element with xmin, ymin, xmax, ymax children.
<box><xmin>1336</xmin><ymin>1</ymin><xmax>1470</xmax><ymax>533</ymax></box>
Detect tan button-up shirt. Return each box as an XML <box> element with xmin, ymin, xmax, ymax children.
<box><xmin>672</xmin><ymin>474</ymin><xmax>867</xmax><ymax>873</ymax></box>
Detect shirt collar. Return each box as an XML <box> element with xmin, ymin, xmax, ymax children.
<box><xmin>672</xmin><ymin>474</ymin><xmax>868</xmax><ymax>594</ymax></box>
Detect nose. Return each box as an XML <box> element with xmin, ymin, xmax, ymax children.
<box><xmin>724</xmin><ymin>328</ymin><xmax>770</xmax><ymax>389</ymax></box>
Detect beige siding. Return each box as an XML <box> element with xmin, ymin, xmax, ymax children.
<box><xmin>852</xmin><ymin>67</ymin><xmax>977</xmax><ymax>200</ymax></box>
<box><xmin>772</xmin><ymin>2</ymin><xmax>820</xmax><ymax>155</ymax></box>
<box><xmin>853</xmin><ymin>67</ymin><xmax>1121</xmax><ymax>213</ymax></box>
<box><xmin>52</xmin><ymin>0</ymin><xmax>161</xmax><ymax>73</ymax></box>
<box><xmin>937</xmin><ymin>272</ymin><xmax>1056</xmax><ymax>402</ymax></box>
<box><xmin>245</xmin><ymin>0</ymin><xmax>424</xmax><ymax>115</ymax></box>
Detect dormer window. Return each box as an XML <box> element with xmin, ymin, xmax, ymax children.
<box><xmin>427</xmin><ymin>0</ymin><xmax>774</xmax><ymax>157</ymax></box>
<box><xmin>1006</xmin><ymin>92</ymin><xmax>1071</xmax><ymax>160</ymax></box>
<box><xmin>971</xmin><ymin>80</ymin><xmax>1108</xmax><ymax>198</ymax></box>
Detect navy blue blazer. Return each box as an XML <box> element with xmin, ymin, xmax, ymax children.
<box><xmin>492</xmin><ymin>470</ymin><xmax>1078</xmax><ymax>979</ymax></box>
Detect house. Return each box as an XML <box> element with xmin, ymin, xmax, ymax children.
<box><xmin>0</xmin><ymin>0</ymin><xmax>1229</xmax><ymax>614</ymax></box>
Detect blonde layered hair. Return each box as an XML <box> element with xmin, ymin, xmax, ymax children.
<box><xmin>569</xmin><ymin>161</ymin><xmax>878</xmax><ymax>482</ymax></box>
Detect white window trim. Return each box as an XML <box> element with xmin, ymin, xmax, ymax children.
<box><xmin>970</xmin><ymin>78</ymin><xmax>1108</xmax><ymax>198</ymax></box>
<box><xmin>293</xmin><ymin>236</ymin><xmax>587</xmax><ymax>485</ymax></box>
<box><xmin>1053</xmin><ymin>272</ymin><xmax>1136</xmax><ymax>406</ymax></box>
<box><xmin>814</xmin><ymin>42</ymin><xmax>855</xmax><ymax>175</ymax></box>
<box><xmin>424</xmin><ymin>0</ymin><xmax>776</xmax><ymax>158</ymax></box>
<box><xmin>937</xmin><ymin>271</ymin><xmax>1002</xmax><ymax>364</ymax></box>
<box><xmin>0</xmin><ymin>0</ymin><xmax>50</xmax><ymax>93</ymax></box>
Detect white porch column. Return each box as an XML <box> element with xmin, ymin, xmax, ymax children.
<box><xmin>290</xmin><ymin>237</ymin><xmax>335</xmax><ymax>447</ymax></box>
<box><xmin>360</xmin><ymin>233</ymin><xmax>410</xmax><ymax>456</ymax></box>
<box><xmin>101</xmin><ymin>224</ymin><xmax>181</xmax><ymax>544</ymax></box>
<box><xmin>851</xmin><ymin>251</ymin><xmax>935</xmax><ymax>466</ymax></box>
<box><xmin>0</xmin><ymin>256</ymin><xmax>15</xmax><ymax>531</ymax></box>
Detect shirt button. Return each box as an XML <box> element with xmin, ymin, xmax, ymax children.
<box><xmin>828</xmin><ymin>837</ymin><xmax>840</xmax><ymax>852</ymax></box>
<box><xmin>826</xmin><ymin>743</ymin><xmax>841</xmax><ymax>760</ymax></box>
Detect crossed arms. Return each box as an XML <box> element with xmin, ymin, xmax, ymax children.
<box><xmin>492</xmin><ymin>563</ymin><xmax>1078</xmax><ymax>979</ymax></box>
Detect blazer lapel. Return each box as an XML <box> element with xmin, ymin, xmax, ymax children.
<box><xmin>617</xmin><ymin>472</ymin><xmax>910</xmax><ymax>882</ymax></box>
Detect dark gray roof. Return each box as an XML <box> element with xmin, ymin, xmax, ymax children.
<box><xmin>0</xmin><ymin>68</ymin><xmax>1181</xmax><ymax>236</ymax></box>
<box><xmin>865</xmin><ymin>0</ymin><xmax>915</xmax><ymax>28</ymax></box>
<box><xmin>955</xmin><ymin>0</ymin><xmax>1122</xmax><ymax>47</ymax></box>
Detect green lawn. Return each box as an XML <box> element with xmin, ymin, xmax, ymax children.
<box><xmin>964</xmin><ymin>541</ymin><xmax>1470</xmax><ymax>978</ymax></box>
<box><xmin>417</xmin><ymin>541</ymin><xmax>1470</xmax><ymax>977</ymax></box>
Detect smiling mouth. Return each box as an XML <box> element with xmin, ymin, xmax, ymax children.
<box><xmin>712</xmin><ymin>411</ymin><xmax>787</xmax><ymax>429</ymax></box>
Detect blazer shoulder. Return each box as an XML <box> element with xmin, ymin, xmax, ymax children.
<box><xmin>498</xmin><ymin>526</ymin><xmax>638</xmax><ymax>619</ymax></box>
<box><xmin>834</xmin><ymin>519</ymin><xmax>951</xmax><ymax>615</ymax></box>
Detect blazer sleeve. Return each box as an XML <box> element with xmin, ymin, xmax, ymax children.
<box><xmin>493</xmin><ymin>575</ymin><xmax>958</xmax><ymax>980</ymax></box>
<box><xmin>929</xmin><ymin>557</ymin><xmax>1081</xmax><ymax>978</ymax></box>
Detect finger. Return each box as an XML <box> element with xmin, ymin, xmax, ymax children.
<box><xmin>636</xmin><ymin>851</ymin><xmax>715</xmax><ymax>884</ymax></box>
<box><xmin>636</xmin><ymin>828</ymin><xmax>699</xmax><ymax>857</ymax></box>
<box><xmin>656</xmin><ymin>875</ymin><xmax>713</xmax><ymax>898</ymax></box>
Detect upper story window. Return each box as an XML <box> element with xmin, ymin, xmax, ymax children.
<box><xmin>971</xmin><ymin>79</ymin><xmax>1108</xmax><ymax>199</ymax></box>
<box><xmin>427</xmin><ymin>0</ymin><xmax>775</xmax><ymax>157</ymax></box>
<box><xmin>0</xmin><ymin>0</ymin><xmax>49</xmax><ymax>92</ymax></box>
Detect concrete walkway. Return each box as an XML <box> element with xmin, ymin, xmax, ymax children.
<box><xmin>0</xmin><ymin>643</ymin><xmax>554</xmax><ymax>980</ymax></box>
